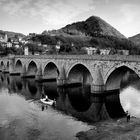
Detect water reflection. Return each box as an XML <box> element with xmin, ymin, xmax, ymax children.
<box><xmin>1</xmin><ymin>72</ymin><xmax>139</xmax><ymax>139</ymax></box>
<box><xmin>105</xmin><ymin>93</ymin><xmax>125</xmax><ymax>118</ymax></box>
<box><xmin>0</xmin><ymin>90</ymin><xmax>91</xmax><ymax>140</ymax></box>
<box><xmin>0</xmin><ymin>76</ymin><xmax>93</xmax><ymax>140</ymax></box>
<box><xmin>67</xmin><ymin>86</ymin><xmax>91</xmax><ymax>112</ymax></box>
<box><xmin>120</xmin><ymin>86</ymin><xmax>140</xmax><ymax>118</ymax></box>
<box><xmin>0</xmin><ymin>73</ymin><xmax>126</xmax><ymax>122</ymax></box>
<box><xmin>120</xmin><ymin>73</ymin><xmax>140</xmax><ymax>118</ymax></box>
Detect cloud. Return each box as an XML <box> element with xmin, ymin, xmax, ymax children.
<box><xmin>120</xmin><ymin>4</ymin><xmax>140</xmax><ymax>24</ymax></box>
<box><xmin>33</xmin><ymin>0</ymin><xmax>95</xmax><ymax>29</ymax></box>
<box><xmin>118</xmin><ymin>3</ymin><xmax>140</xmax><ymax>36</ymax></box>
<box><xmin>1</xmin><ymin>0</ymin><xmax>32</xmax><ymax>16</ymax></box>
<box><xmin>0</xmin><ymin>0</ymin><xmax>95</xmax><ymax>30</ymax></box>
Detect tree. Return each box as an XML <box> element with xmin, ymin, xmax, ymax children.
<box><xmin>26</xmin><ymin>43</ymin><xmax>43</xmax><ymax>55</ymax></box>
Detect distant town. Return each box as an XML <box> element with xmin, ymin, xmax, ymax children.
<box><xmin>0</xmin><ymin>32</ymin><xmax>131</xmax><ymax>56</ymax></box>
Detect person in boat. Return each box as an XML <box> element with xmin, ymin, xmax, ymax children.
<box><xmin>44</xmin><ymin>97</ymin><xmax>50</xmax><ymax>102</ymax></box>
<box><xmin>45</xmin><ymin>96</ymin><xmax>56</xmax><ymax>106</ymax></box>
<box><xmin>41</xmin><ymin>94</ymin><xmax>46</xmax><ymax>99</ymax></box>
<box><xmin>42</xmin><ymin>105</ymin><xmax>45</xmax><ymax>111</ymax></box>
<box><xmin>126</xmin><ymin>110</ymin><xmax>130</xmax><ymax>122</ymax></box>
<box><xmin>52</xmin><ymin>98</ymin><xmax>56</xmax><ymax>107</ymax></box>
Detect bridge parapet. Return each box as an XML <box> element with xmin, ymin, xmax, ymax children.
<box><xmin>14</xmin><ymin>54</ymin><xmax>140</xmax><ymax>62</ymax></box>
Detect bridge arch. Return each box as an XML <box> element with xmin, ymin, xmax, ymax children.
<box><xmin>0</xmin><ymin>61</ymin><xmax>4</xmax><ymax>70</ymax></box>
<box><xmin>67</xmin><ymin>63</ymin><xmax>93</xmax><ymax>85</ymax></box>
<box><xmin>15</xmin><ymin>60</ymin><xmax>22</xmax><ymax>74</ymax></box>
<box><xmin>105</xmin><ymin>64</ymin><xmax>139</xmax><ymax>90</ymax></box>
<box><xmin>27</xmin><ymin>61</ymin><xmax>38</xmax><ymax>76</ymax></box>
<box><xmin>43</xmin><ymin>62</ymin><xmax>59</xmax><ymax>79</ymax></box>
<box><xmin>7</xmin><ymin>61</ymin><xmax>9</xmax><ymax>69</ymax></box>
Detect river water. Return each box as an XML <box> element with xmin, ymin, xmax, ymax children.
<box><xmin>0</xmin><ymin>73</ymin><xmax>139</xmax><ymax>140</ymax></box>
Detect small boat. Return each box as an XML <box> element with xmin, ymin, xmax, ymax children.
<box><xmin>40</xmin><ymin>96</ymin><xmax>55</xmax><ymax>106</ymax></box>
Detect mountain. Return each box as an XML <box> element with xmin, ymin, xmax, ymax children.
<box><xmin>40</xmin><ymin>16</ymin><xmax>139</xmax><ymax>54</ymax></box>
<box><xmin>61</xmin><ymin>16</ymin><xmax>126</xmax><ymax>39</ymax></box>
<box><xmin>129</xmin><ymin>34</ymin><xmax>140</xmax><ymax>46</ymax></box>
<box><xmin>0</xmin><ymin>30</ymin><xmax>25</xmax><ymax>39</ymax></box>
<box><xmin>43</xmin><ymin>16</ymin><xmax>126</xmax><ymax>39</ymax></box>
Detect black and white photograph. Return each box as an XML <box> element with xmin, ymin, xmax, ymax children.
<box><xmin>0</xmin><ymin>0</ymin><xmax>140</xmax><ymax>140</ymax></box>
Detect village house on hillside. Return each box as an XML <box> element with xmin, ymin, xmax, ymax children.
<box><xmin>0</xmin><ymin>33</ymin><xmax>26</xmax><ymax>49</ymax></box>
<box><xmin>83</xmin><ymin>47</ymin><xmax>129</xmax><ymax>55</ymax></box>
<box><xmin>0</xmin><ymin>34</ymin><xmax>8</xmax><ymax>42</ymax></box>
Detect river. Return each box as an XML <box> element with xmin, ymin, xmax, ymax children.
<box><xmin>0</xmin><ymin>72</ymin><xmax>139</xmax><ymax>140</ymax></box>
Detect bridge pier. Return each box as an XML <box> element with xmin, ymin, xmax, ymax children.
<box><xmin>91</xmin><ymin>67</ymin><xmax>105</xmax><ymax>94</ymax></box>
<box><xmin>21</xmin><ymin>64</ymin><xmax>27</xmax><ymax>78</ymax></box>
<box><xmin>9</xmin><ymin>55</ymin><xmax>15</xmax><ymax>75</ymax></box>
<box><xmin>4</xmin><ymin>67</ymin><xmax>9</xmax><ymax>73</ymax></box>
<box><xmin>35</xmin><ymin>65</ymin><xmax>43</xmax><ymax>81</ymax></box>
<box><xmin>57</xmin><ymin>66</ymin><xmax>67</xmax><ymax>86</ymax></box>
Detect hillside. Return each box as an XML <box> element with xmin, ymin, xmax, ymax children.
<box><xmin>61</xmin><ymin>16</ymin><xmax>126</xmax><ymax>39</ymax></box>
<box><xmin>129</xmin><ymin>34</ymin><xmax>140</xmax><ymax>46</ymax></box>
<box><xmin>0</xmin><ymin>30</ymin><xmax>25</xmax><ymax>38</ymax></box>
<box><xmin>39</xmin><ymin>16</ymin><xmax>140</xmax><ymax>54</ymax></box>
<box><xmin>43</xmin><ymin>16</ymin><xmax>126</xmax><ymax>39</ymax></box>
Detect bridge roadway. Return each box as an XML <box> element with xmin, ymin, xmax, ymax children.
<box><xmin>0</xmin><ymin>54</ymin><xmax>140</xmax><ymax>94</ymax></box>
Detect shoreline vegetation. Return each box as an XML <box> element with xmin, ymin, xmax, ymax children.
<box><xmin>76</xmin><ymin>117</ymin><xmax>140</xmax><ymax>140</ymax></box>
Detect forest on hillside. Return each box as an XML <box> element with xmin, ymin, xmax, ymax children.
<box><xmin>30</xmin><ymin>34</ymin><xmax>140</xmax><ymax>55</ymax></box>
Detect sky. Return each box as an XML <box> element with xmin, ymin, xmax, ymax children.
<box><xmin>0</xmin><ymin>0</ymin><xmax>140</xmax><ymax>37</ymax></box>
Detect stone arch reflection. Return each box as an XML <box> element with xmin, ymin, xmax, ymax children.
<box><xmin>105</xmin><ymin>92</ymin><xmax>125</xmax><ymax>118</ymax></box>
<box><xmin>7</xmin><ymin>77</ymin><xmax>10</xmax><ymax>85</ymax></box>
<box><xmin>27</xmin><ymin>80</ymin><xmax>37</xmax><ymax>95</ymax></box>
<box><xmin>43</xmin><ymin>82</ymin><xmax>58</xmax><ymax>100</ymax></box>
<box><xmin>67</xmin><ymin>86</ymin><xmax>91</xmax><ymax>112</ymax></box>
<box><xmin>16</xmin><ymin>81</ymin><xmax>23</xmax><ymax>91</ymax></box>
<box><xmin>1</xmin><ymin>75</ymin><xmax>4</xmax><ymax>82</ymax></box>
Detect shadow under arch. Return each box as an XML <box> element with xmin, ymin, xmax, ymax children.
<box><xmin>105</xmin><ymin>66</ymin><xmax>139</xmax><ymax>91</ymax></box>
<box><xmin>7</xmin><ymin>61</ymin><xmax>9</xmax><ymax>69</ymax></box>
<box><xmin>27</xmin><ymin>61</ymin><xmax>38</xmax><ymax>77</ymax></box>
<box><xmin>0</xmin><ymin>61</ymin><xmax>4</xmax><ymax>70</ymax></box>
<box><xmin>15</xmin><ymin>60</ymin><xmax>22</xmax><ymax>74</ymax></box>
<box><xmin>43</xmin><ymin>62</ymin><xmax>59</xmax><ymax>80</ymax></box>
<box><xmin>67</xmin><ymin>64</ymin><xmax>93</xmax><ymax>85</ymax></box>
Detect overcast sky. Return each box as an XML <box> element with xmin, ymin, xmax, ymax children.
<box><xmin>0</xmin><ymin>0</ymin><xmax>140</xmax><ymax>37</ymax></box>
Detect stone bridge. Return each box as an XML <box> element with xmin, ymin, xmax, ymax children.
<box><xmin>1</xmin><ymin>54</ymin><xmax>140</xmax><ymax>93</ymax></box>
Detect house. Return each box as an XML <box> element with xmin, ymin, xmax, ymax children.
<box><xmin>0</xmin><ymin>34</ymin><xmax>8</xmax><ymax>42</ymax></box>
<box><xmin>100</xmin><ymin>49</ymin><xmax>111</xmax><ymax>55</ymax></box>
<box><xmin>7</xmin><ymin>42</ymin><xmax>12</xmax><ymax>48</ymax></box>
<box><xmin>117</xmin><ymin>49</ymin><xmax>129</xmax><ymax>55</ymax></box>
<box><xmin>83</xmin><ymin>47</ymin><xmax>97</xmax><ymax>55</ymax></box>
<box><xmin>24</xmin><ymin>46</ymin><xmax>29</xmax><ymax>55</ymax></box>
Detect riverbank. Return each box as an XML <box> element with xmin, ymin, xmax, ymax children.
<box><xmin>76</xmin><ymin>117</ymin><xmax>140</xmax><ymax>140</ymax></box>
